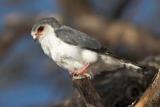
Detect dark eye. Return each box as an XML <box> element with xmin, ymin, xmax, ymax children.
<box><xmin>37</xmin><ymin>26</ymin><xmax>44</xmax><ymax>32</ymax></box>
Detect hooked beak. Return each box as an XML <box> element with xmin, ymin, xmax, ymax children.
<box><xmin>31</xmin><ymin>32</ymin><xmax>43</xmax><ymax>42</ymax></box>
<box><xmin>33</xmin><ymin>34</ymin><xmax>38</xmax><ymax>42</ymax></box>
<box><xmin>32</xmin><ymin>33</ymin><xmax>38</xmax><ymax>42</ymax></box>
<box><xmin>31</xmin><ymin>32</ymin><xmax>39</xmax><ymax>42</ymax></box>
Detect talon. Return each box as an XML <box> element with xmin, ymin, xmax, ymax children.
<box><xmin>83</xmin><ymin>73</ymin><xmax>92</xmax><ymax>79</ymax></box>
<box><xmin>75</xmin><ymin>63</ymin><xmax>90</xmax><ymax>74</ymax></box>
<box><xmin>71</xmin><ymin>63</ymin><xmax>92</xmax><ymax>80</ymax></box>
<box><xmin>72</xmin><ymin>73</ymin><xmax>92</xmax><ymax>80</ymax></box>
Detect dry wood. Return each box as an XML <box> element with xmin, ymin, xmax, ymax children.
<box><xmin>73</xmin><ymin>78</ymin><xmax>105</xmax><ymax>107</ymax></box>
<box><xmin>134</xmin><ymin>69</ymin><xmax>160</xmax><ymax>107</ymax></box>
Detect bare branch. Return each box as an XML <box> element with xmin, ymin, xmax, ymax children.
<box><xmin>73</xmin><ymin>78</ymin><xmax>105</xmax><ymax>107</ymax></box>
<box><xmin>134</xmin><ymin>69</ymin><xmax>160</xmax><ymax>107</ymax></box>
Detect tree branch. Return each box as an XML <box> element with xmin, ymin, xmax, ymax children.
<box><xmin>134</xmin><ymin>69</ymin><xmax>160</xmax><ymax>107</ymax></box>
<box><xmin>73</xmin><ymin>78</ymin><xmax>105</xmax><ymax>107</ymax></box>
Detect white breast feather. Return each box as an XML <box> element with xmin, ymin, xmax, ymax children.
<box><xmin>81</xmin><ymin>50</ymin><xmax>98</xmax><ymax>63</ymax></box>
<box><xmin>40</xmin><ymin>32</ymin><xmax>83</xmax><ymax>70</ymax></box>
<box><xmin>39</xmin><ymin>31</ymin><xmax>99</xmax><ymax>72</ymax></box>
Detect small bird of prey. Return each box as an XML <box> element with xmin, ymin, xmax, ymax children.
<box><xmin>31</xmin><ymin>17</ymin><xmax>141</xmax><ymax>79</ymax></box>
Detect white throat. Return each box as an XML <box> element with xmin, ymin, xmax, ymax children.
<box><xmin>39</xmin><ymin>32</ymin><xmax>61</xmax><ymax>57</ymax></box>
<box><xmin>39</xmin><ymin>30</ymin><xmax>98</xmax><ymax>72</ymax></box>
<box><xmin>39</xmin><ymin>31</ymin><xmax>81</xmax><ymax>62</ymax></box>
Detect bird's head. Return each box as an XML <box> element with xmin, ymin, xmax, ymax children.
<box><xmin>31</xmin><ymin>17</ymin><xmax>61</xmax><ymax>41</ymax></box>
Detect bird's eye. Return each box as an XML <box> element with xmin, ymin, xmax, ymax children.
<box><xmin>37</xmin><ymin>26</ymin><xmax>44</xmax><ymax>33</ymax></box>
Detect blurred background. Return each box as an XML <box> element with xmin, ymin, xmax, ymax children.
<box><xmin>0</xmin><ymin>0</ymin><xmax>160</xmax><ymax>107</ymax></box>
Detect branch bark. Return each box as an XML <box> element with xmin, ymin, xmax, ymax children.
<box><xmin>134</xmin><ymin>69</ymin><xmax>160</xmax><ymax>107</ymax></box>
<box><xmin>73</xmin><ymin>78</ymin><xmax>105</xmax><ymax>107</ymax></box>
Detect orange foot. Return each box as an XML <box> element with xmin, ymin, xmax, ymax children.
<box><xmin>72</xmin><ymin>63</ymin><xmax>92</xmax><ymax>79</ymax></box>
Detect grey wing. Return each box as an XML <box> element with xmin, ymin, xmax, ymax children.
<box><xmin>55</xmin><ymin>26</ymin><xmax>108</xmax><ymax>53</ymax></box>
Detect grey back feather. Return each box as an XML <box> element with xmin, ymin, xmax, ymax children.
<box><xmin>55</xmin><ymin>26</ymin><xmax>108</xmax><ymax>53</ymax></box>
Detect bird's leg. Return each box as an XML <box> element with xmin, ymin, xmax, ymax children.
<box><xmin>75</xmin><ymin>63</ymin><xmax>90</xmax><ymax>74</ymax></box>
<box><xmin>72</xmin><ymin>63</ymin><xmax>91</xmax><ymax>79</ymax></box>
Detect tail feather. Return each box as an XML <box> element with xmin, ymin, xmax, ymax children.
<box><xmin>122</xmin><ymin>61</ymin><xmax>141</xmax><ymax>71</ymax></box>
